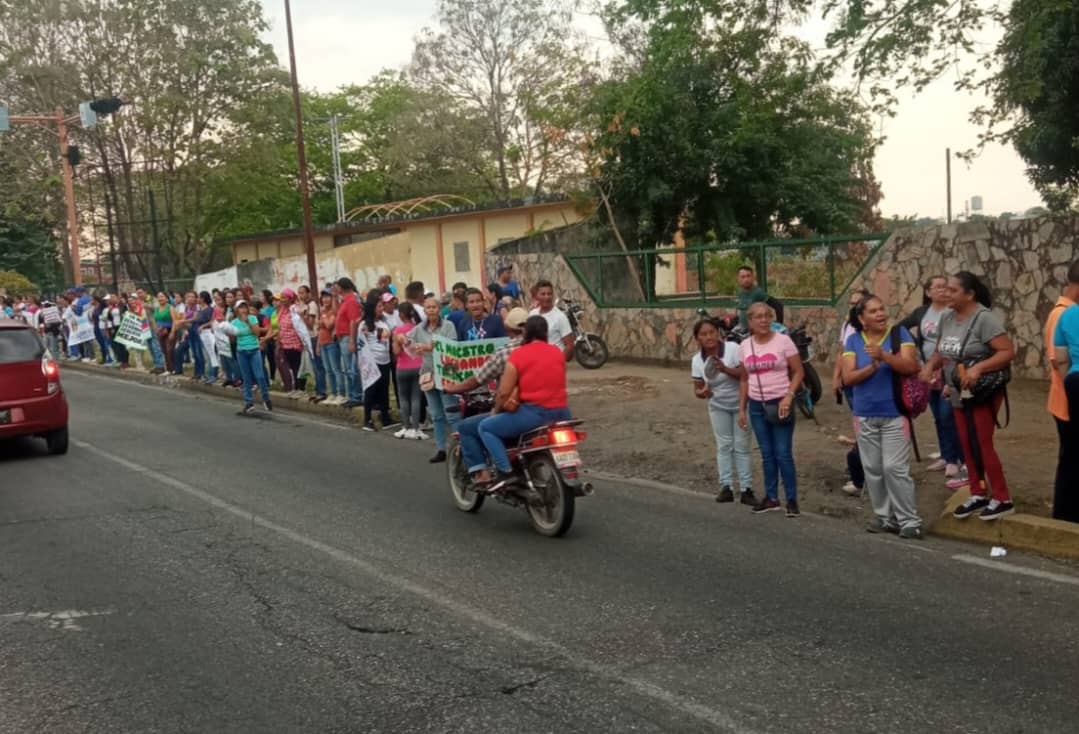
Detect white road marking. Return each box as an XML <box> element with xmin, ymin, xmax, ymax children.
<box><xmin>0</xmin><ymin>609</ymin><xmax>115</xmax><ymax>631</ymax></box>
<box><xmin>952</xmin><ymin>554</ymin><xmax>1079</xmax><ymax>588</ymax></box>
<box><xmin>71</xmin><ymin>438</ymin><xmax>756</xmax><ymax>734</ymax></box>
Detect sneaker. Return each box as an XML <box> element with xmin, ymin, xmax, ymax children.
<box><xmin>785</xmin><ymin>501</ymin><xmax>801</xmax><ymax>518</ymax></box>
<box><xmin>979</xmin><ymin>500</ymin><xmax>1015</xmax><ymax>522</ymax></box>
<box><xmin>716</xmin><ymin>486</ymin><xmax>734</xmax><ymax>503</ymax></box>
<box><xmin>394</xmin><ymin>427</ymin><xmax>409</xmax><ymax>439</ymax></box>
<box><xmin>945</xmin><ymin>470</ymin><xmax>971</xmax><ymax>491</ymax></box>
<box><xmin>944</xmin><ymin>463</ymin><xmax>960</xmax><ymax>477</ymax></box>
<box><xmin>262</xmin><ymin>399</ymin><xmax>273</xmax><ymax>412</ymax></box>
<box><xmin>953</xmin><ymin>495</ymin><xmax>990</xmax><ymax>520</ymax></box>
<box><xmin>928</xmin><ymin>451</ymin><xmax>942</xmax><ymax>460</ymax></box>
<box><xmin>926</xmin><ymin>459</ymin><xmax>947</xmax><ymax>472</ymax></box>
<box><xmin>740</xmin><ymin>489</ymin><xmax>758</xmax><ymax>506</ymax></box>
<box><xmin>241</xmin><ymin>403</ymin><xmax>255</xmax><ymax>415</ymax></box>
<box><xmin>362</xmin><ymin>423</ymin><xmax>376</xmax><ymax>432</ymax></box>
<box><xmin>841</xmin><ymin>481</ymin><xmax>863</xmax><ymax>496</ymax></box>
<box><xmin>81</xmin><ymin>357</ymin><xmax>94</xmax><ymax>363</ymax></box>
<box><xmin>866</xmin><ymin>518</ymin><xmax>899</xmax><ymax>534</ymax></box>
<box><xmin>899</xmin><ymin>526</ymin><xmax>924</xmax><ymax>540</ymax></box>
<box><xmin>429</xmin><ymin>450</ymin><xmax>447</xmax><ymax>464</ymax></box>
<box><xmin>751</xmin><ymin>498</ymin><xmax>782</xmax><ymax>514</ymax></box>
<box><xmin>342</xmin><ymin>400</ymin><xmax>362</xmax><ymax>409</ymax></box>
<box><xmin>413</xmin><ymin>430</ymin><xmax>429</xmax><ymax>441</ymax></box>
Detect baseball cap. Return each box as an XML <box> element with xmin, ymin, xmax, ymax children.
<box><xmin>503</xmin><ymin>307</ymin><xmax>529</xmax><ymax>330</ymax></box>
<box><xmin>280</xmin><ymin>287</ymin><xmax>296</xmax><ymax>300</ymax></box>
<box><xmin>380</xmin><ymin>291</ymin><xmax>395</xmax><ymax>303</ymax></box>
<box><xmin>235</xmin><ymin>299</ymin><xmax>249</xmax><ymax>308</ymax></box>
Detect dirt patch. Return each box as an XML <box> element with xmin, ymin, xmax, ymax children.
<box><xmin>568</xmin><ymin>362</ymin><xmax>1056</xmax><ymax>526</ymax></box>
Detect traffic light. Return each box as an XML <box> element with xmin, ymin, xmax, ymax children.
<box><xmin>65</xmin><ymin>145</ymin><xmax>81</xmax><ymax>167</ymax></box>
<box><xmin>88</xmin><ymin>97</ymin><xmax>125</xmax><ymax>115</ymax></box>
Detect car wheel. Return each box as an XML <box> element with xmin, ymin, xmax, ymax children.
<box><xmin>45</xmin><ymin>426</ymin><xmax>69</xmax><ymax>455</ymax></box>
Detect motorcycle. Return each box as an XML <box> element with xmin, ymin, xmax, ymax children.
<box><xmin>558</xmin><ymin>298</ymin><xmax>609</xmax><ymax>370</ymax></box>
<box><xmin>446</xmin><ymin>391</ymin><xmax>593</xmax><ymax>537</ymax></box>
<box><xmin>695</xmin><ymin>307</ymin><xmax>822</xmax><ymax>420</ymax></box>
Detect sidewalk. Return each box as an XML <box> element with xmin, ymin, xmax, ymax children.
<box><xmin>62</xmin><ymin>357</ymin><xmax>1078</xmax><ymax>557</ymax></box>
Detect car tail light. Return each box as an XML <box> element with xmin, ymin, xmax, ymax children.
<box><xmin>575</xmin><ymin>431</ymin><xmax>587</xmax><ymax>442</ymax></box>
<box><xmin>42</xmin><ymin>356</ymin><xmax>60</xmax><ymax>393</ymax></box>
<box><xmin>550</xmin><ymin>428</ymin><xmax>576</xmax><ymax>445</ymax></box>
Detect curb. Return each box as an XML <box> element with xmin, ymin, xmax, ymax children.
<box><xmin>60</xmin><ymin>361</ymin><xmax>368</xmax><ymax>426</ymax></box>
<box><xmin>932</xmin><ymin>488</ymin><xmax>1079</xmax><ymax>560</ymax></box>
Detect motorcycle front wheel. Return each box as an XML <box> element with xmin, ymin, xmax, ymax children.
<box><xmin>574</xmin><ymin>333</ymin><xmax>609</xmax><ymax>370</ymax></box>
<box><xmin>525</xmin><ymin>455</ymin><xmax>575</xmax><ymax>537</ymax></box>
<box><xmin>447</xmin><ymin>440</ymin><xmax>485</xmax><ymax>513</ymax></box>
<box><xmin>797</xmin><ymin>363</ymin><xmax>823</xmax><ymax>419</ymax></box>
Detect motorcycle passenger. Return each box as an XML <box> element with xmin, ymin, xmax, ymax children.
<box><xmin>477</xmin><ymin>316</ymin><xmax>572</xmax><ymax>484</ymax></box>
<box><xmin>528</xmin><ymin>280</ymin><xmax>574</xmax><ymax>360</ymax></box>
<box><xmin>444</xmin><ymin>308</ymin><xmax>530</xmax><ymax>484</ymax></box>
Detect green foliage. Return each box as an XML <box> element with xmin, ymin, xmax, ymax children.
<box><xmin>0</xmin><ymin>270</ymin><xmax>37</xmax><ymax>294</ymax></box>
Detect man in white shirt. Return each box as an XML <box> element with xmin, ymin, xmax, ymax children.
<box><xmin>528</xmin><ymin>279</ymin><xmax>574</xmax><ymax>360</ymax></box>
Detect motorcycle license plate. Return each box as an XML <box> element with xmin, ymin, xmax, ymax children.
<box><xmin>552</xmin><ymin>448</ymin><xmax>580</xmax><ymax>468</ymax></box>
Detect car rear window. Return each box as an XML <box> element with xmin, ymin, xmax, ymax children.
<box><xmin>0</xmin><ymin>328</ymin><xmax>45</xmax><ymax>364</ymax></box>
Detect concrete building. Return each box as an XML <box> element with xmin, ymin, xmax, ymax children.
<box><xmin>224</xmin><ymin>195</ymin><xmax>586</xmax><ymax>294</ymax></box>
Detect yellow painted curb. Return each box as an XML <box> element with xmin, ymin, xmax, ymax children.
<box><xmin>932</xmin><ymin>488</ymin><xmax>1079</xmax><ymax>560</ymax></box>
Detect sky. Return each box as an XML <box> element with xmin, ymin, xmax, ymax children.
<box><xmin>259</xmin><ymin>1</ymin><xmax>1044</xmax><ymax>219</ymax></box>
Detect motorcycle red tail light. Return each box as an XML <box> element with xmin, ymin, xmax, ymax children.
<box><xmin>550</xmin><ymin>428</ymin><xmax>575</xmax><ymax>445</ymax></box>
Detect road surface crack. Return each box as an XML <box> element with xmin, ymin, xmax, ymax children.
<box><xmin>499</xmin><ymin>672</ymin><xmax>554</xmax><ymax>695</ymax></box>
<box><xmin>334</xmin><ymin>614</ymin><xmax>412</xmax><ymax>636</ymax></box>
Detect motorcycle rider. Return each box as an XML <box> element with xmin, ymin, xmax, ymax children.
<box><xmin>529</xmin><ymin>280</ymin><xmax>574</xmax><ymax>360</ymax></box>
<box><xmin>444</xmin><ymin>308</ymin><xmax>530</xmax><ymax>485</ymax></box>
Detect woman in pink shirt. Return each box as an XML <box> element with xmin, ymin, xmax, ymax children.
<box><xmin>391</xmin><ymin>302</ymin><xmax>427</xmax><ymax>439</ymax></box>
<box><xmin>276</xmin><ymin>289</ymin><xmax>306</xmax><ymax>398</ymax></box>
<box><xmin>738</xmin><ymin>301</ymin><xmax>805</xmax><ymax>516</ymax></box>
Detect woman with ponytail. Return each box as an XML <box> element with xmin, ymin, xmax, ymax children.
<box><xmin>921</xmin><ymin>272</ymin><xmax>1016</xmax><ymax>521</ymax></box>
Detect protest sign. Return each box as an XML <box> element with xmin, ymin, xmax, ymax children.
<box><xmin>433</xmin><ymin>335</ymin><xmax>507</xmax><ymax>390</ymax></box>
<box><xmin>114</xmin><ymin>312</ymin><xmax>149</xmax><ymax>351</ymax></box>
<box><xmin>356</xmin><ymin>339</ymin><xmax>382</xmax><ymax>392</ymax></box>
<box><xmin>67</xmin><ymin>312</ymin><xmax>96</xmax><ymax>346</ymax></box>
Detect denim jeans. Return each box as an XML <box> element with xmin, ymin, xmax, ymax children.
<box><xmin>479</xmin><ymin>404</ymin><xmax>572</xmax><ymax>472</ymax></box>
<box><xmin>424</xmin><ymin>388</ymin><xmax>460</xmax><ymax>451</ymax></box>
<box><xmin>145</xmin><ymin>333</ymin><xmax>165</xmax><ymax>369</ymax></box>
<box><xmin>236</xmin><ymin>348</ymin><xmax>271</xmax><ymax>405</ymax></box>
<box><xmin>747</xmin><ymin>399</ymin><xmax>797</xmax><ymax>502</ymax></box>
<box><xmin>457</xmin><ymin>412</ymin><xmax>489</xmax><ymax>473</ymax></box>
<box><xmin>189</xmin><ymin>330</ymin><xmax>205</xmax><ymax>378</ymax></box>
<box><xmin>172</xmin><ymin>333</ymin><xmax>190</xmax><ymax>374</ymax></box>
<box><xmin>321</xmin><ymin>341</ymin><xmax>344</xmax><ymax>398</ymax></box>
<box><xmin>310</xmin><ymin>336</ymin><xmax>325</xmax><ymax>395</ymax></box>
<box><xmin>708</xmin><ymin>404</ymin><xmax>753</xmax><ymax>491</ymax></box>
<box><xmin>337</xmin><ymin>336</ymin><xmax>362</xmax><ymax>402</ymax></box>
<box><xmin>220</xmin><ymin>354</ymin><xmax>239</xmax><ymax>384</ymax></box>
<box><xmin>928</xmin><ymin>389</ymin><xmax>962</xmax><ymax>465</ymax></box>
<box><xmin>396</xmin><ymin>369</ymin><xmax>422</xmax><ymax>430</ymax></box>
<box><xmin>94</xmin><ymin>328</ymin><xmax>113</xmax><ymax>363</ymax></box>
<box><xmin>44</xmin><ymin>330</ymin><xmax>60</xmax><ymax>359</ymax></box>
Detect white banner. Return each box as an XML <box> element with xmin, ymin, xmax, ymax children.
<box><xmin>114</xmin><ymin>312</ymin><xmax>149</xmax><ymax>351</ymax></box>
<box><xmin>67</xmin><ymin>312</ymin><xmax>95</xmax><ymax>346</ymax></box>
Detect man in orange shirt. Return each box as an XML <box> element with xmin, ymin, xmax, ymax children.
<box><xmin>1046</xmin><ymin>263</ymin><xmax>1079</xmax><ymax>522</ymax></box>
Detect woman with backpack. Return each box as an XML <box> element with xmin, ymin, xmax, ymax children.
<box><xmin>921</xmin><ymin>272</ymin><xmax>1015</xmax><ymax>521</ymax></box>
<box><xmin>900</xmin><ymin>275</ymin><xmax>966</xmax><ymax>487</ymax></box>
<box><xmin>842</xmin><ymin>295</ymin><xmax>923</xmax><ymax>538</ymax></box>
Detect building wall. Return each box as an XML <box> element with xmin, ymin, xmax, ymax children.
<box><xmin>440</xmin><ymin>218</ymin><xmax>484</xmax><ymax>290</ymax></box>
<box><xmin>407</xmin><ymin>223</ymin><xmax>441</xmax><ymax>293</ymax></box>
<box><xmin>488</xmin><ymin>217</ymin><xmax>1079</xmax><ymax>378</ymax></box>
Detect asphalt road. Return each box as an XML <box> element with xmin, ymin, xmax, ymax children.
<box><xmin>2</xmin><ymin>370</ymin><xmax>1078</xmax><ymax>734</ymax></box>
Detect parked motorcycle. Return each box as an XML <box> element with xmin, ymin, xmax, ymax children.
<box><xmin>558</xmin><ymin>298</ymin><xmax>609</xmax><ymax>370</ymax></box>
<box><xmin>695</xmin><ymin>307</ymin><xmax>822</xmax><ymax>419</ymax></box>
<box><xmin>447</xmin><ymin>391</ymin><xmax>593</xmax><ymax>537</ymax></box>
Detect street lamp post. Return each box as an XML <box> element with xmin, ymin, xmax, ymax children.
<box><xmin>283</xmin><ymin>0</ymin><xmax>320</xmax><ymax>292</ymax></box>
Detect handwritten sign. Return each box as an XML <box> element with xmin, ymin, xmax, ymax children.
<box><xmin>432</xmin><ymin>335</ymin><xmax>507</xmax><ymax>390</ymax></box>
<box><xmin>114</xmin><ymin>312</ymin><xmax>148</xmax><ymax>351</ymax></box>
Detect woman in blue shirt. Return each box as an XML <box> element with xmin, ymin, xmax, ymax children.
<box><xmin>841</xmin><ymin>295</ymin><xmax>922</xmax><ymax>538</ymax></box>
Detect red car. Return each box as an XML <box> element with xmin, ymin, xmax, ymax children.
<box><xmin>0</xmin><ymin>321</ymin><xmax>68</xmax><ymax>454</ymax></box>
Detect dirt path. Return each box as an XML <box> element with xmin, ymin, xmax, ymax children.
<box><xmin>568</xmin><ymin>361</ymin><xmax>1055</xmax><ymax>525</ymax></box>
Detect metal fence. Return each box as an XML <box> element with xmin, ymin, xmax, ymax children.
<box><xmin>563</xmin><ymin>233</ymin><xmax>890</xmax><ymax>309</ymax></box>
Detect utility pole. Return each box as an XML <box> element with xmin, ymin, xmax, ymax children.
<box><xmin>330</xmin><ymin>114</ymin><xmax>345</xmax><ymax>223</ymax></box>
<box><xmin>56</xmin><ymin>108</ymin><xmax>82</xmax><ymax>285</ymax></box>
<box><xmin>103</xmin><ymin>185</ymin><xmax>120</xmax><ymax>292</ymax></box>
<box><xmin>945</xmin><ymin>148</ymin><xmax>952</xmax><ymax>224</ymax></box>
<box><xmin>283</xmin><ymin>0</ymin><xmax>320</xmax><ymax>291</ymax></box>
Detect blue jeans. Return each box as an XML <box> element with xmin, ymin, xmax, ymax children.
<box><xmin>928</xmin><ymin>389</ymin><xmax>962</xmax><ymax>465</ymax></box>
<box><xmin>747</xmin><ymin>399</ymin><xmax>797</xmax><ymax>502</ymax></box>
<box><xmin>321</xmin><ymin>341</ymin><xmax>344</xmax><ymax>398</ymax></box>
<box><xmin>189</xmin><ymin>330</ymin><xmax>205</xmax><ymax>378</ymax></box>
<box><xmin>337</xmin><ymin>336</ymin><xmax>362</xmax><ymax>402</ymax></box>
<box><xmin>424</xmin><ymin>388</ymin><xmax>460</xmax><ymax>451</ymax></box>
<box><xmin>144</xmin><ymin>332</ymin><xmax>165</xmax><ymax>369</ymax></box>
<box><xmin>457</xmin><ymin>412</ymin><xmax>489</xmax><ymax>473</ymax></box>
<box><xmin>236</xmin><ymin>348</ymin><xmax>271</xmax><ymax>405</ymax></box>
<box><xmin>479</xmin><ymin>404</ymin><xmax>572</xmax><ymax>472</ymax></box>
<box><xmin>312</xmin><ymin>351</ymin><xmax>327</xmax><ymax>397</ymax></box>
<box><xmin>94</xmin><ymin>328</ymin><xmax>113</xmax><ymax>363</ymax></box>
<box><xmin>220</xmin><ymin>354</ymin><xmax>239</xmax><ymax>384</ymax></box>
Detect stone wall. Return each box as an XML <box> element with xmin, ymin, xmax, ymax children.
<box><xmin>489</xmin><ymin>217</ymin><xmax>1079</xmax><ymax>377</ymax></box>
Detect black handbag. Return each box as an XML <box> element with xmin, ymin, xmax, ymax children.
<box><xmin>749</xmin><ymin>336</ymin><xmax>793</xmax><ymax>426</ymax></box>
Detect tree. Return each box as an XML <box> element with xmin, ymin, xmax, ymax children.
<box><xmin>411</xmin><ymin>0</ymin><xmax>591</xmax><ymax>200</ymax></box>
<box><xmin>822</xmin><ymin>0</ymin><xmax>1079</xmax><ymax>210</ymax></box>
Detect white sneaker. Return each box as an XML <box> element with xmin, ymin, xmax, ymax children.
<box><xmin>81</xmin><ymin>357</ymin><xmax>94</xmax><ymax>363</ymax></box>
<box><xmin>413</xmin><ymin>430</ymin><xmax>429</xmax><ymax>440</ymax></box>
<box><xmin>394</xmin><ymin>428</ymin><xmax>409</xmax><ymax>439</ymax></box>
<box><xmin>328</xmin><ymin>395</ymin><xmax>343</xmax><ymax>405</ymax></box>
<box><xmin>841</xmin><ymin>481</ymin><xmax>862</xmax><ymax>496</ymax></box>
<box><xmin>926</xmin><ymin>459</ymin><xmax>947</xmax><ymax>472</ymax></box>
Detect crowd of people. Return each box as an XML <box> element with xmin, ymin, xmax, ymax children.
<box><xmin>692</xmin><ymin>262</ymin><xmax>1079</xmax><ymax>533</ymax></box>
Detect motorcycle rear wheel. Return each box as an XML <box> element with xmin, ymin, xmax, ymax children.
<box><xmin>525</xmin><ymin>455</ymin><xmax>575</xmax><ymax>537</ymax></box>
<box><xmin>797</xmin><ymin>363</ymin><xmax>823</xmax><ymax>419</ymax></box>
<box><xmin>574</xmin><ymin>334</ymin><xmax>609</xmax><ymax>370</ymax></box>
<box><xmin>447</xmin><ymin>441</ymin><xmax>485</xmax><ymax>513</ymax></box>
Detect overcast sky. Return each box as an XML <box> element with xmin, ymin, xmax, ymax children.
<box><xmin>259</xmin><ymin>1</ymin><xmax>1043</xmax><ymax>219</ymax></box>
